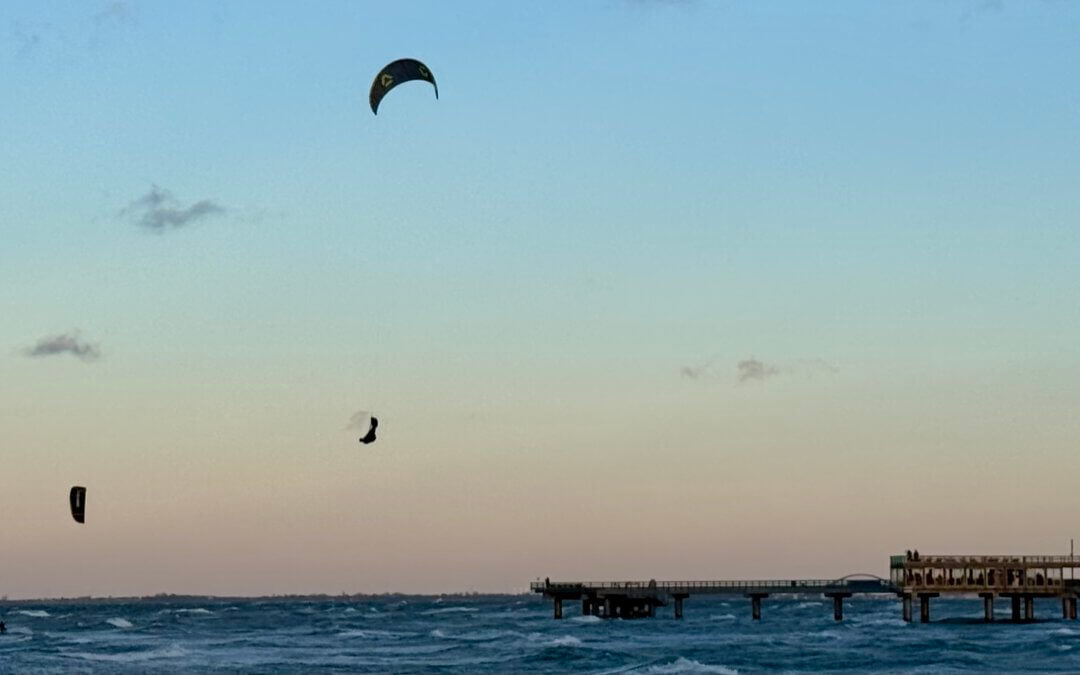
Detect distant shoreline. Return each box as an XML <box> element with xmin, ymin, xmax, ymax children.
<box><xmin>2</xmin><ymin>592</ymin><xmax>533</xmax><ymax>605</ymax></box>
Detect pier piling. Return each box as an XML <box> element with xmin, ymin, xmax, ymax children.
<box><xmin>825</xmin><ymin>592</ymin><xmax>851</xmax><ymax>621</ymax></box>
<box><xmin>980</xmin><ymin>593</ymin><xmax>994</xmax><ymax>622</ymax></box>
<box><xmin>748</xmin><ymin>593</ymin><xmax>768</xmax><ymax>621</ymax></box>
<box><xmin>918</xmin><ymin>593</ymin><xmax>937</xmax><ymax>623</ymax></box>
<box><xmin>901</xmin><ymin>594</ymin><xmax>912</xmax><ymax>622</ymax></box>
<box><xmin>1011</xmin><ymin>596</ymin><xmax>1022</xmax><ymax>621</ymax></box>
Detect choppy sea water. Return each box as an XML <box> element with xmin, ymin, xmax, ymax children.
<box><xmin>2</xmin><ymin>595</ymin><xmax>1079</xmax><ymax>673</ymax></box>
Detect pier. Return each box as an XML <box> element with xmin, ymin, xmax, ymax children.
<box><xmin>532</xmin><ymin>553</ymin><xmax>1080</xmax><ymax>623</ymax></box>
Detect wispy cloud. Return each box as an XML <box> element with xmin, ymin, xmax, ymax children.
<box><xmin>23</xmin><ymin>332</ymin><xmax>101</xmax><ymax>362</ymax></box>
<box><xmin>736</xmin><ymin>358</ymin><xmax>779</xmax><ymax>383</ymax></box>
<box><xmin>736</xmin><ymin>357</ymin><xmax>838</xmax><ymax>383</ymax></box>
<box><xmin>120</xmin><ymin>185</ymin><xmax>226</xmax><ymax>232</ymax></box>
<box><xmin>94</xmin><ymin>1</ymin><xmax>136</xmax><ymax>25</ymax></box>
<box><xmin>680</xmin><ymin>356</ymin><xmax>716</xmax><ymax>380</ymax></box>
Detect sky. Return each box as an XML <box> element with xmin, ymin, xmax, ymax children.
<box><xmin>1</xmin><ymin>0</ymin><xmax>1079</xmax><ymax>599</ymax></box>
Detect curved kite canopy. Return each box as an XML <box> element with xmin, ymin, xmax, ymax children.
<box><xmin>370</xmin><ymin>59</ymin><xmax>438</xmax><ymax>115</ymax></box>
<box><xmin>70</xmin><ymin>486</ymin><xmax>86</xmax><ymax>524</ymax></box>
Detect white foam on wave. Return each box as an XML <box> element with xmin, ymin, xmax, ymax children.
<box><xmin>643</xmin><ymin>657</ymin><xmax>738</xmax><ymax>674</ymax></box>
<box><xmin>16</xmin><ymin>609</ymin><xmax>50</xmax><ymax>617</ymax></box>
<box><xmin>65</xmin><ymin>644</ymin><xmax>187</xmax><ymax>663</ymax></box>
<box><xmin>571</xmin><ymin>614</ymin><xmax>602</xmax><ymax>623</ymax></box>
<box><xmin>1051</xmin><ymin>627</ymin><xmax>1077</xmax><ymax>636</ymax></box>
<box><xmin>337</xmin><ymin>628</ymin><xmax>400</xmax><ymax>639</ymax></box>
<box><xmin>709</xmin><ymin>613</ymin><xmax>736</xmax><ymax>621</ymax></box>
<box><xmin>421</xmin><ymin>606</ymin><xmax>479</xmax><ymax>615</ymax></box>
<box><xmin>106</xmin><ymin>617</ymin><xmax>134</xmax><ymax>629</ymax></box>
<box><xmin>796</xmin><ymin>601</ymin><xmax>823</xmax><ymax>608</ymax></box>
<box><xmin>430</xmin><ymin>628</ymin><xmax>447</xmax><ymax>638</ymax></box>
<box><xmin>546</xmin><ymin>635</ymin><xmax>583</xmax><ymax>647</ymax></box>
<box><xmin>174</xmin><ymin>608</ymin><xmax>213</xmax><ymax>615</ymax></box>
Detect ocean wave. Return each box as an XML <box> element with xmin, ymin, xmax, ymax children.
<box><xmin>570</xmin><ymin>614</ymin><xmax>602</xmax><ymax>623</ymax></box>
<box><xmin>421</xmin><ymin>606</ymin><xmax>480</xmax><ymax>615</ymax></box>
<box><xmin>642</xmin><ymin>657</ymin><xmax>738</xmax><ymax>674</ymax></box>
<box><xmin>337</xmin><ymin>629</ymin><xmax>407</xmax><ymax>639</ymax></box>
<box><xmin>106</xmin><ymin>617</ymin><xmax>134</xmax><ymax>629</ymax></box>
<box><xmin>174</xmin><ymin>608</ymin><xmax>213</xmax><ymax>615</ymax></box>
<box><xmin>1051</xmin><ymin>627</ymin><xmax>1077</xmax><ymax>636</ymax></box>
<box><xmin>796</xmin><ymin>601</ymin><xmax>823</xmax><ymax>608</ymax></box>
<box><xmin>434</xmin><ymin>629</ymin><xmax>524</xmax><ymax>642</ymax></box>
<box><xmin>545</xmin><ymin>635</ymin><xmax>583</xmax><ymax>647</ymax></box>
<box><xmin>64</xmin><ymin>644</ymin><xmax>187</xmax><ymax>662</ymax></box>
<box><xmin>16</xmin><ymin>609</ymin><xmax>50</xmax><ymax>617</ymax></box>
<box><xmin>709</xmin><ymin>614</ymin><xmax>736</xmax><ymax>621</ymax></box>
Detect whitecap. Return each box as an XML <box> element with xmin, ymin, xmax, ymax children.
<box><xmin>421</xmin><ymin>606</ymin><xmax>479</xmax><ymax>615</ymax></box>
<box><xmin>16</xmin><ymin>609</ymin><xmax>50</xmax><ymax>618</ymax></box>
<box><xmin>546</xmin><ymin>635</ymin><xmax>583</xmax><ymax>647</ymax></box>
<box><xmin>337</xmin><ymin>629</ymin><xmax>400</xmax><ymax>639</ymax></box>
<box><xmin>571</xmin><ymin>614</ymin><xmax>602</xmax><ymax>623</ymax></box>
<box><xmin>64</xmin><ymin>644</ymin><xmax>187</xmax><ymax>662</ymax></box>
<box><xmin>1051</xmin><ymin>627</ymin><xmax>1077</xmax><ymax>636</ymax></box>
<box><xmin>643</xmin><ymin>657</ymin><xmax>738</xmax><ymax>674</ymax></box>
<box><xmin>106</xmin><ymin>617</ymin><xmax>134</xmax><ymax>629</ymax></box>
<box><xmin>174</xmin><ymin>608</ymin><xmax>213</xmax><ymax>615</ymax></box>
<box><xmin>709</xmin><ymin>613</ymin><xmax>736</xmax><ymax>621</ymax></box>
<box><xmin>430</xmin><ymin>628</ymin><xmax>447</xmax><ymax>638</ymax></box>
<box><xmin>796</xmin><ymin>601</ymin><xmax>823</xmax><ymax>608</ymax></box>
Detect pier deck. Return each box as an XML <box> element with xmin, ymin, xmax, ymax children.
<box><xmin>533</xmin><ymin>552</ymin><xmax>1080</xmax><ymax>623</ymax></box>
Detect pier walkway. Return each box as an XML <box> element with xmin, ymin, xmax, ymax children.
<box><xmin>532</xmin><ymin>552</ymin><xmax>1080</xmax><ymax>623</ymax></box>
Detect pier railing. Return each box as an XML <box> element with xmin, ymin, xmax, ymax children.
<box><xmin>892</xmin><ymin>554</ymin><xmax>1080</xmax><ymax>568</ymax></box>
<box><xmin>531</xmin><ymin>578</ymin><xmax>890</xmax><ymax>594</ymax></box>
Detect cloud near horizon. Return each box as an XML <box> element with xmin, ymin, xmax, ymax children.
<box><xmin>737</xmin><ymin>358</ymin><xmax>838</xmax><ymax>383</ymax></box>
<box><xmin>23</xmin><ymin>332</ymin><xmax>101</xmax><ymax>362</ymax></box>
<box><xmin>120</xmin><ymin>185</ymin><xmax>225</xmax><ymax>231</ymax></box>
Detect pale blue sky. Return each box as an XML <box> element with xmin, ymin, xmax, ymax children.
<box><xmin>2</xmin><ymin>1</ymin><xmax>1079</xmax><ymax>597</ymax></box>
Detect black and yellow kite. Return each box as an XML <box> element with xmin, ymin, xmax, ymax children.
<box><xmin>370</xmin><ymin>58</ymin><xmax>438</xmax><ymax>115</ymax></box>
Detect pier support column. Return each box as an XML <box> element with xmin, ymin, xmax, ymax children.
<box><xmin>1065</xmin><ymin>597</ymin><xmax>1071</xmax><ymax>620</ymax></box>
<box><xmin>917</xmin><ymin>593</ymin><xmax>937</xmax><ymax>623</ymax></box>
<box><xmin>901</xmin><ymin>594</ymin><xmax>912</xmax><ymax>623</ymax></box>
<box><xmin>825</xmin><ymin>593</ymin><xmax>851</xmax><ymax>622</ymax></box>
<box><xmin>747</xmin><ymin>593</ymin><xmax>768</xmax><ymax>621</ymax></box>
<box><xmin>582</xmin><ymin>598</ymin><xmax>590</xmax><ymax>616</ymax></box>
<box><xmin>553</xmin><ymin>597</ymin><xmax>563</xmax><ymax>620</ymax></box>
<box><xmin>673</xmin><ymin>594</ymin><xmax>686</xmax><ymax>620</ymax></box>
<box><xmin>1011</xmin><ymin>596</ymin><xmax>1021</xmax><ymax>621</ymax></box>
<box><xmin>604</xmin><ymin>597</ymin><xmax>612</xmax><ymax>618</ymax></box>
<box><xmin>1024</xmin><ymin>596</ymin><xmax>1034</xmax><ymax>622</ymax></box>
<box><xmin>980</xmin><ymin>593</ymin><xmax>994</xmax><ymax>622</ymax></box>
<box><xmin>1070</xmin><ymin>597</ymin><xmax>1077</xmax><ymax>620</ymax></box>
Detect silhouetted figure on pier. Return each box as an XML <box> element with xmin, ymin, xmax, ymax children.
<box><xmin>913</xmin><ymin>550</ymin><xmax>920</xmax><ymax>561</ymax></box>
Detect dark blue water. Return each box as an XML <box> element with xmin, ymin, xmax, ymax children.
<box><xmin>2</xmin><ymin>595</ymin><xmax>1078</xmax><ymax>673</ymax></box>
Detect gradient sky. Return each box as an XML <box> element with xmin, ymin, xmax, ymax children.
<box><xmin>2</xmin><ymin>0</ymin><xmax>1079</xmax><ymax>599</ymax></box>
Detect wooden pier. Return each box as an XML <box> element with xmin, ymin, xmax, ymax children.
<box><xmin>532</xmin><ymin>553</ymin><xmax>1080</xmax><ymax>623</ymax></box>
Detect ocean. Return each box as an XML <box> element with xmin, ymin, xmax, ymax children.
<box><xmin>1</xmin><ymin>595</ymin><xmax>1078</xmax><ymax>673</ymax></box>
